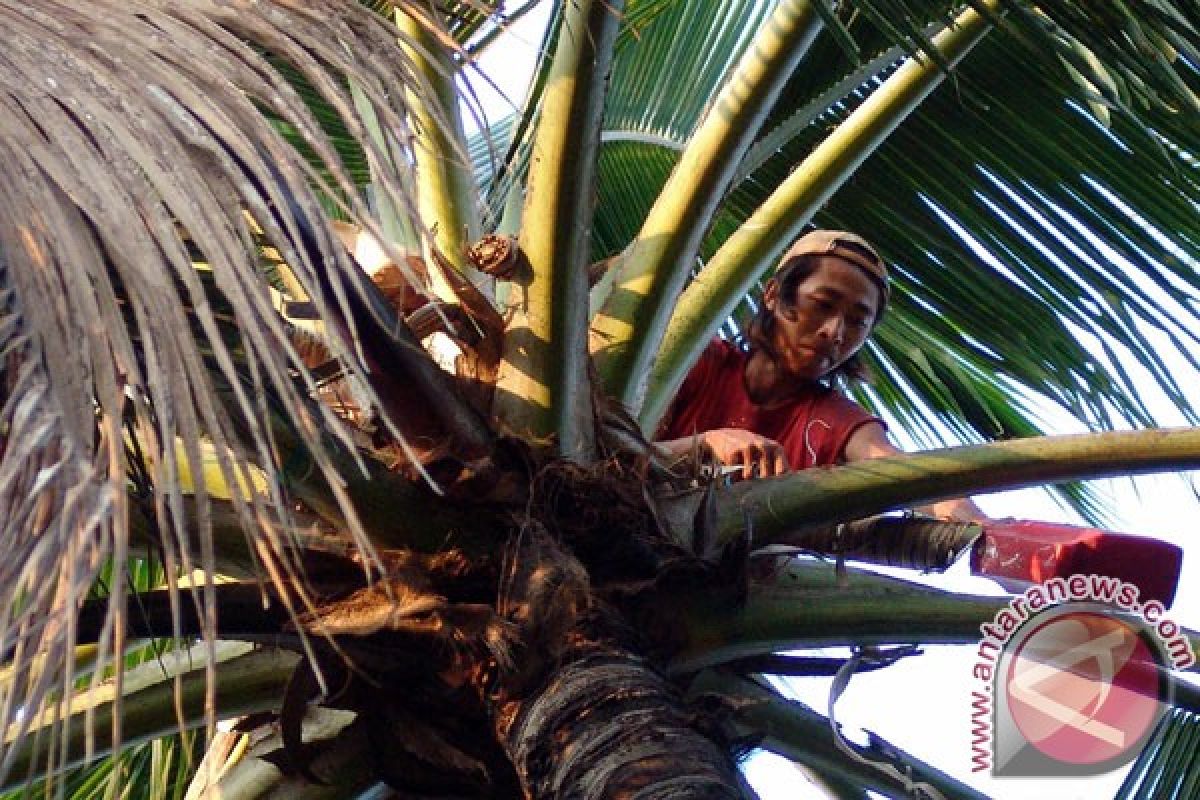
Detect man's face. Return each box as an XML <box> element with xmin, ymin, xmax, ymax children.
<box><xmin>763</xmin><ymin>255</ymin><xmax>881</xmax><ymax>382</ymax></box>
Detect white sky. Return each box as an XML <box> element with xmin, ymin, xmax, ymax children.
<box><xmin>460</xmin><ymin>6</ymin><xmax>1200</xmax><ymax>798</ymax></box>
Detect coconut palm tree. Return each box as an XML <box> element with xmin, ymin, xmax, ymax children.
<box><xmin>1</xmin><ymin>1</ymin><xmax>1198</xmax><ymax>798</ymax></box>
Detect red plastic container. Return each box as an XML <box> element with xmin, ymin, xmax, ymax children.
<box><xmin>970</xmin><ymin>520</ymin><xmax>1183</xmax><ymax>607</ymax></box>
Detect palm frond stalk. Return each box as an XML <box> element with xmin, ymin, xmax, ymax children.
<box><xmin>396</xmin><ymin>7</ymin><xmax>485</xmax><ymax>268</ymax></box>
<box><xmin>5</xmin><ymin>644</ymin><xmax>296</xmax><ymax>785</ymax></box>
<box><xmin>692</xmin><ymin>670</ymin><xmax>992</xmax><ymax>800</ymax></box>
<box><xmin>591</xmin><ymin>0</ymin><xmax>826</xmax><ymax>409</ymax></box>
<box><xmin>493</xmin><ymin>0</ymin><xmax>623</xmax><ymax>456</ymax></box>
<box><xmin>717</xmin><ymin>427</ymin><xmax>1200</xmax><ymax>545</ymax></box>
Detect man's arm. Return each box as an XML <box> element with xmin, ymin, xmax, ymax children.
<box><xmin>843</xmin><ymin>421</ymin><xmax>988</xmax><ymax>522</ymax></box>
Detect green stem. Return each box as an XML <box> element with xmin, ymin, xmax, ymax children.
<box><xmin>349</xmin><ymin>82</ymin><xmax>418</xmax><ymax>248</ymax></box>
<box><xmin>2</xmin><ymin>645</ymin><xmax>296</xmax><ymax>789</ymax></box>
<box><xmin>641</xmin><ymin>0</ymin><xmax>1001</xmax><ymax>430</ymax></box>
<box><xmin>592</xmin><ymin>0</ymin><xmax>824</xmax><ymax>411</ymax></box>
<box><xmin>671</xmin><ymin>559</ymin><xmax>1005</xmax><ymax>673</ymax></box>
<box><xmin>397</xmin><ymin>11</ymin><xmax>483</xmax><ymax>278</ymax></box>
<box><xmin>254</xmin><ymin>400</ymin><xmax>492</xmax><ymax>556</ymax></box>
<box><xmin>494</xmin><ymin>0</ymin><xmax>624</xmax><ymax>457</ymax></box>
<box><xmin>714</xmin><ymin>427</ymin><xmax>1200</xmax><ymax>547</ymax></box>
<box><xmin>672</xmin><ymin>556</ymin><xmax>1200</xmax><ymax>677</ymax></box>
<box><xmin>692</xmin><ymin>671</ymin><xmax>991</xmax><ymax>800</ymax></box>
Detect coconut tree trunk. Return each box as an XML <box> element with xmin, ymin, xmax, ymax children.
<box><xmin>486</xmin><ymin>525</ymin><xmax>751</xmax><ymax>799</ymax></box>
<box><xmin>495</xmin><ymin>641</ymin><xmax>749</xmax><ymax>799</ymax></box>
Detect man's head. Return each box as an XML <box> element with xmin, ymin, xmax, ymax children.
<box><xmin>748</xmin><ymin>229</ymin><xmax>889</xmax><ymax>384</ymax></box>
<box><xmin>774</xmin><ymin>229</ymin><xmax>889</xmax><ymax>315</ymax></box>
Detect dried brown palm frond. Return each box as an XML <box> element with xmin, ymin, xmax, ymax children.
<box><xmin>0</xmin><ymin>254</ymin><xmax>121</xmax><ymax>784</ymax></box>
<box><xmin>0</xmin><ymin>0</ymin><xmax>468</xmax><ymax>780</ymax></box>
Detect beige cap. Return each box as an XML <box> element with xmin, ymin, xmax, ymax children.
<box><xmin>775</xmin><ymin>229</ymin><xmax>889</xmax><ymax>306</ymax></box>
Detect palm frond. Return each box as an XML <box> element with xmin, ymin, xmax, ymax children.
<box><xmin>0</xmin><ymin>0</ymin><xmax>446</xmax><ymax>778</ymax></box>
<box><xmin>712</xmin><ymin>428</ymin><xmax>1200</xmax><ymax>552</ymax></box>
<box><xmin>3</xmin><ymin>643</ymin><xmax>295</xmax><ymax>791</ymax></box>
<box><xmin>581</xmin><ymin>0</ymin><xmax>1199</xmax><ymax>519</ymax></box>
<box><xmin>692</xmin><ymin>669</ymin><xmax>991</xmax><ymax>800</ymax></box>
<box><xmin>811</xmin><ymin>42</ymin><xmax>1200</xmax><ymax>521</ymax></box>
<box><xmin>470</xmin><ymin>0</ymin><xmax>772</xmax><ymax>239</ymax></box>
<box><xmin>0</xmin><ymin>732</ymin><xmax>201</xmax><ymax>800</ymax></box>
<box><xmin>585</xmin><ymin>0</ymin><xmax>774</xmax><ymax>260</ymax></box>
<box><xmin>0</xmin><ymin>558</ymin><xmax>197</xmax><ymax>800</ymax></box>
<box><xmin>493</xmin><ymin>0</ymin><xmax>624</xmax><ymax>452</ymax></box>
<box><xmin>396</xmin><ymin>7</ymin><xmax>485</xmax><ymax>268</ymax></box>
<box><xmin>1116</xmin><ymin>707</ymin><xmax>1200</xmax><ymax>799</ymax></box>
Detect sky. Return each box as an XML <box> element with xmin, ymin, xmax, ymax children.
<box><xmin>457</xmin><ymin>6</ymin><xmax>1200</xmax><ymax>798</ymax></box>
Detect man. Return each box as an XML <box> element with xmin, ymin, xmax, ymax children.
<box><xmin>657</xmin><ymin>229</ymin><xmax>983</xmax><ymax>522</ymax></box>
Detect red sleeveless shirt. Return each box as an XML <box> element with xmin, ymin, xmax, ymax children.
<box><xmin>658</xmin><ymin>339</ymin><xmax>883</xmax><ymax>469</ymax></box>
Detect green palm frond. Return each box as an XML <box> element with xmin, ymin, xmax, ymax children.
<box><xmin>0</xmin><ymin>733</ymin><xmax>201</xmax><ymax>800</ymax></box>
<box><xmin>4</xmin><ymin>558</ymin><xmax>200</xmax><ymax>800</ymax></box>
<box><xmin>823</xmin><ymin>44</ymin><xmax>1199</xmax><ymax>445</ymax></box>
<box><xmin>604</xmin><ymin>0</ymin><xmax>776</xmax><ymax>146</ymax></box>
<box><xmin>471</xmin><ymin>0</ymin><xmax>772</xmax><ymax>234</ymax></box>
<box><xmin>693</xmin><ymin>669</ymin><xmax>992</xmax><ymax>800</ymax></box>
<box><xmin>577</xmin><ymin>2</ymin><xmax>1198</xmax><ymax>519</ymax></box>
<box><xmin>1116</xmin><ymin>707</ymin><xmax>1200</xmax><ymax>799</ymax></box>
<box><xmin>585</xmin><ymin>0</ymin><xmax>775</xmax><ymax>260</ymax></box>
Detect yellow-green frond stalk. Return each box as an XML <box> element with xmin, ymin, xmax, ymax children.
<box><xmin>592</xmin><ymin>0</ymin><xmax>825</xmax><ymax>413</ymax></box>
<box><xmin>494</xmin><ymin>0</ymin><xmax>625</xmax><ymax>458</ymax></box>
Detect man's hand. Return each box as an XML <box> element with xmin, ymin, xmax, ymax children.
<box><xmin>700</xmin><ymin>428</ymin><xmax>789</xmax><ymax>481</ymax></box>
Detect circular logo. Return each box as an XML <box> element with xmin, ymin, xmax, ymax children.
<box><xmin>1005</xmin><ymin>610</ymin><xmax>1164</xmax><ymax>767</ymax></box>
